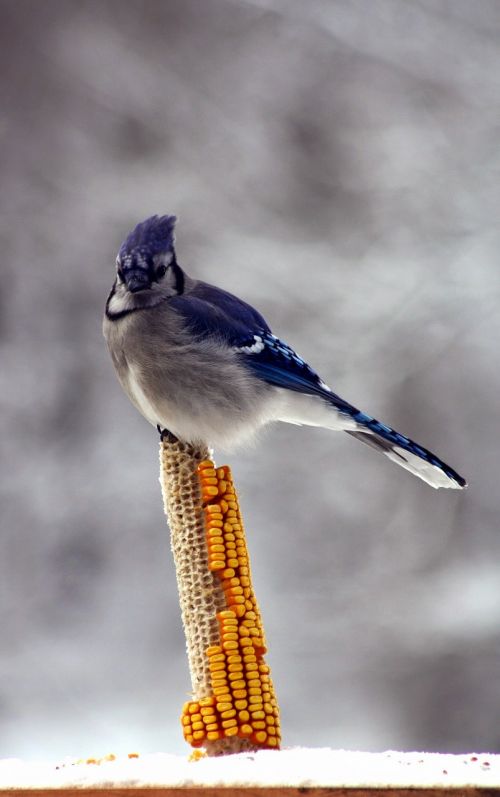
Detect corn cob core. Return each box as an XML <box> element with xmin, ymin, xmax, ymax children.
<box><xmin>159</xmin><ymin>439</ymin><xmax>280</xmax><ymax>754</ymax></box>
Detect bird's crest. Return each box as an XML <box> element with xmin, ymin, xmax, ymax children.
<box><xmin>119</xmin><ymin>215</ymin><xmax>177</xmax><ymax>261</ymax></box>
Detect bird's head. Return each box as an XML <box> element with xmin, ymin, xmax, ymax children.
<box><xmin>107</xmin><ymin>215</ymin><xmax>185</xmax><ymax>318</ymax></box>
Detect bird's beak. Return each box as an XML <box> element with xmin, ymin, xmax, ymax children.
<box><xmin>125</xmin><ymin>270</ymin><xmax>151</xmax><ymax>293</ymax></box>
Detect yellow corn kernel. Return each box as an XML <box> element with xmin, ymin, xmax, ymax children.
<box><xmin>191</xmin><ymin>721</ymin><xmax>204</xmax><ymax>731</ymax></box>
<box><xmin>208</xmin><ymin>654</ymin><xmax>226</xmax><ymax>665</ymax></box>
<box><xmin>209</xmin><ymin>661</ymin><xmax>225</xmax><ymax>672</ymax></box>
<box><xmin>267</xmin><ymin>736</ymin><xmax>278</xmax><ymax>747</ymax></box>
<box><xmin>211</xmin><ymin>683</ymin><xmax>228</xmax><ymax>693</ymax></box>
<box><xmin>238</xmin><ymin>710</ymin><xmax>250</xmax><ymax>722</ymax></box>
<box><xmin>248</xmin><ymin>687</ymin><xmax>261</xmax><ymax>696</ymax></box>
<box><xmin>222</xmin><ymin>640</ymin><xmax>238</xmax><ymax>651</ymax></box>
<box><xmin>252</xmin><ymin>721</ymin><xmax>266</xmax><ymax>730</ymax></box>
<box><xmin>206</xmin><ymin>645</ymin><xmax>222</xmax><ymax>657</ymax></box>
<box><xmin>211</xmin><ymin>671</ymin><xmax>227</xmax><ymax>681</ymax></box>
<box><xmin>240</xmin><ymin>724</ymin><xmax>253</xmax><ymax>736</ymax></box>
<box><xmin>216</xmin><ymin>702</ymin><xmax>233</xmax><ymax>713</ymax></box>
<box><xmin>200</xmin><ymin>470</ymin><xmax>217</xmax><ymax>481</ymax></box>
<box><xmin>207</xmin><ymin>731</ymin><xmax>222</xmax><ymax>741</ymax></box>
<box><xmin>188</xmin><ymin>703</ymin><xmax>200</xmax><ymax>714</ymax></box>
<box><xmin>213</xmin><ymin>686</ymin><xmax>231</xmax><ymax>697</ymax></box>
<box><xmin>226</xmin><ymin>586</ymin><xmax>243</xmax><ymax>596</ymax></box>
<box><xmin>205</xmin><ymin>509</ymin><xmax>223</xmax><ymax>519</ymax></box>
<box><xmin>224</xmin><ymin>725</ymin><xmax>239</xmax><ymax>737</ymax></box>
<box><xmin>221</xmin><ymin>568</ymin><xmax>235</xmax><ymax>579</ymax></box>
<box><xmin>222</xmin><ymin>632</ymin><xmax>238</xmax><ymax>642</ymax></box>
<box><xmin>200</xmin><ymin>706</ymin><xmax>216</xmax><ymax>716</ymax></box>
<box><xmin>250</xmin><ymin>710</ymin><xmax>266</xmax><ymax>720</ymax></box>
<box><xmin>221</xmin><ymin>709</ymin><xmax>237</xmax><ymax>719</ymax></box>
<box><xmin>192</xmin><ymin>730</ymin><xmax>205</xmax><ymax>741</ymax></box>
<box><xmin>206</xmin><ymin>722</ymin><xmax>219</xmax><ymax>732</ymax></box>
<box><xmin>182</xmin><ymin>716</ymin><xmax>191</xmax><ymax>726</ymax></box>
<box><xmin>230</xmin><ymin>679</ymin><xmax>246</xmax><ymax>689</ymax></box>
<box><xmin>222</xmin><ymin>718</ymin><xmax>238</xmax><ymax>729</ymax></box>
<box><xmin>226</xmin><ymin>654</ymin><xmax>241</xmax><ymax>664</ymax></box>
<box><xmin>208</xmin><ymin>560</ymin><xmax>225</xmax><ymax>571</ymax></box>
<box><xmin>221</xmin><ymin>618</ymin><xmax>238</xmax><ymax>628</ymax></box>
<box><xmin>217</xmin><ymin>609</ymin><xmax>237</xmax><ymax>620</ymax></box>
<box><xmin>234</xmin><ymin>699</ymin><xmax>247</xmax><ymax>709</ymax></box>
<box><xmin>233</xmin><ymin>689</ymin><xmax>247</xmax><ymax>699</ymax></box>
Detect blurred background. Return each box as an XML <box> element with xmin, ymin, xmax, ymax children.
<box><xmin>1</xmin><ymin>0</ymin><xmax>499</xmax><ymax>760</ymax></box>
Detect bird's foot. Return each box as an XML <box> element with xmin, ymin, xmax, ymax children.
<box><xmin>157</xmin><ymin>424</ymin><xmax>179</xmax><ymax>443</ymax></box>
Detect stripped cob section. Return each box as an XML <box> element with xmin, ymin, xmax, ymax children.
<box><xmin>180</xmin><ymin>460</ymin><xmax>280</xmax><ymax>750</ymax></box>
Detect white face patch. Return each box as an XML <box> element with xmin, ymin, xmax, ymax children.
<box><xmin>153</xmin><ymin>251</ymin><xmax>173</xmax><ymax>268</ymax></box>
<box><xmin>238</xmin><ymin>335</ymin><xmax>265</xmax><ymax>355</ymax></box>
<box><xmin>107</xmin><ymin>283</ymin><xmax>136</xmax><ymax>315</ymax></box>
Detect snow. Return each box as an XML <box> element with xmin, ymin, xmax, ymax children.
<box><xmin>0</xmin><ymin>749</ymin><xmax>499</xmax><ymax>790</ymax></box>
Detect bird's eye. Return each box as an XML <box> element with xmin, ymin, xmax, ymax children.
<box><xmin>156</xmin><ymin>264</ymin><xmax>168</xmax><ymax>280</ymax></box>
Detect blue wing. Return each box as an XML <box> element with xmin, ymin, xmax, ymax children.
<box><xmin>170</xmin><ymin>281</ymin><xmax>466</xmax><ymax>488</ymax></box>
<box><xmin>169</xmin><ymin>281</ymin><xmax>271</xmax><ymax>346</ymax></box>
<box><xmin>170</xmin><ymin>281</ymin><xmax>351</xmax><ymax>406</ymax></box>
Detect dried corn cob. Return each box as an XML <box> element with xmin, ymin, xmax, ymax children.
<box><xmin>180</xmin><ymin>460</ymin><xmax>280</xmax><ymax>750</ymax></box>
<box><xmin>159</xmin><ymin>437</ymin><xmax>280</xmax><ymax>754</ymax></box>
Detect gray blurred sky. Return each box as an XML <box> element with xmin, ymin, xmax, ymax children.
<box><xmin>1</xmin><ymin>0</ymin><xmax>500</xmax><ymax>759</ymax></box>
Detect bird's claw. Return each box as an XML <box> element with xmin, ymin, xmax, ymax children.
<box><xmin>157</xmin><ymin>424</ymin><xmax>179</xmax><ymax>443</ymax></box>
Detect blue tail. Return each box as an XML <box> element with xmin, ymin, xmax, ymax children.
<box><xmin>345</xmin><ymin>410</ymin><xmax>466</xmax><ymax>490</ymax></box>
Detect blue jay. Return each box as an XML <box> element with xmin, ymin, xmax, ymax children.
<box><xmin>103</xmin><ymin>215</ymin><xmax>466</xmax><ymax>490</ymax></box>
